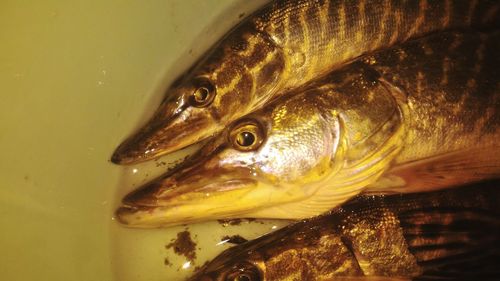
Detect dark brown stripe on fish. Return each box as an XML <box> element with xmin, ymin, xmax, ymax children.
<box><xmin>304</xmin><ymin>1</ymin><xmax>322</xmax><ymax>68</ymax></box>
<box><xmin>343</xmin><ymin>0</ymin><xmax>361</xmax><ymax>43</ymax></box>
<box><xmin>425</xmin><ymin>1</ymin><xmax>447</xmax><ymax>31</ymax></box>
<box><xmin>256</xmin><ymin>54</ymin><xmax>286</xmax><ymax>92</ymax></box>
<box><xmin>248</xmin><ymin>0</ymin><xmax>500</xmax><ymax>91</ymax></box>
<box><xmin>372</xmin><ymin>0</ymin><xmax>391</xmax><ymax>50</ymax></box>
<box><xmin>466</xmin><ymin>0</ymin><xmax>479</xmax><ymax>25</ymax></box>
<box><xmin>324</xmin><ymin>0</ymin><xmax>340</xmax><ymax>48</ymax></box>
<box><xmin>217</xmin><ymin>72</ymin><xmax>254</xmax><ymax>120</ymax></box>
<box><xmin>370</xmin><ymin>30</ymin><xmax>499</xmax><ymax>142</ymax></box>
<box><xmin>462</xmin><ymin>33</ymin><xmax>500</xmax><ymax>134</ymax></box>
<box><xmin>304</xmin><ymin>2</ymin><xmax>322</xmax><ymax>40</ymax></box>
<box><xmin>482</xmin><ymin>4</ymin><xmax>500</xmax><ymax>25</ymax></box>
<box><xmin>243</xmin><ymin>41</ymin><xmax>275</xmax><ymax>70</ymax></box>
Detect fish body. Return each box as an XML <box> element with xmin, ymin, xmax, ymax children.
<box><xmin>190</xmin><ymin>181</ymin><xmax>500</xmax><ymax>281</ymax></box>
<box><xmin>111</xmin><ymin>0</ymin><xmax>500</xmax><ymax>164</ymax></box>
<box><xmin>116</xmin><ymin>30</ymin><xmax>500</xmax><ymax>227</ymax></box>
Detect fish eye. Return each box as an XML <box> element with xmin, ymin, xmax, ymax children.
<box><xmin>233</xmin><ymin>273</ymin><xmax>252</xmax><ymax>281</ymax></box>
<box><xmin>229</xmin><ymin>121</ymin><xmax>265</xmax><ymax>152</ymax></box>
<box><xmin>225</xmin><ymin>263</ymin><xmax>261</xmax><ymax>281</ymax></box>
<box><xmin>190</xmin><ymin>78</ymin><xmax>215</xmax><ymax>107</ymax></box>
<box><xmin>236</xmin><ymin>131</ymin><xmax>255</xmax><ymax>147</ymax></box>
<box><xmin>194</xmin><ymin>87</ymin><xmax>209</xmax><ymax>102</ymax></box>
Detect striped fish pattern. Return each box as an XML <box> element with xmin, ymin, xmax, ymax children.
<box><xmin>189</xmin><ymin>181</ymin><xmax>500</xmax><ymax>280</ymax></box>
<box><xmin>115</xmin><ymin>30</ymin><xmax>500</xmax><ymax>227</ymax></box>
<box><xmin>111</xmin><ymin>0</ymin><xmax>500</xmax><ymax>164</ymax></box>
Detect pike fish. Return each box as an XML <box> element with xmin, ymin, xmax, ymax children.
<box><xmin>115</xmin><ymin>30</ymin><xmax>500</xmax><ymax>227</ymax></box>
<box><xmin>111</xmin><ymin>0</ymin><xmax>500</xmax><ymax>165</ymax></box>
<box><xmin>189</xmin><ymin>181</ymin><xmax>500</xmax><ymax>281</ymax></box>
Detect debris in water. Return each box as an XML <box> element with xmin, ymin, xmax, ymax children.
<box><xmin>217</xmin><ymin>218</ymin><xmax>242</xmax><ymax>226</ymax></box>
<box><xmin>165</xmin><ymin>229</ymin><xmax>197</xmax><ymax>263</ymax></box>
<box><xmin>220</xmin><ymin>235</ymin><xmax>248</xmax><ymax>245</ymax></box>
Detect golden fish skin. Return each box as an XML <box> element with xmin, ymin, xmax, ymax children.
<box><xmin>115</xmin><ymin>30</ymin><xmax>500</xmax><ymax>228</ymax></box>
<box><xmin>111</xmin><ymin>0</ymin><xmax>500</xmax><ymax>164</ymax></box>
<box><xmin>189</xmin><ymin>181</ymin><xmax>500</xmax><ymax>281</ymax></box>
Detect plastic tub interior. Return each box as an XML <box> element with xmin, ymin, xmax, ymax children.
<box><xmin>0</xmin><ymin>1</ymin><xmax>292</xmax><ymax>280</ymax></box>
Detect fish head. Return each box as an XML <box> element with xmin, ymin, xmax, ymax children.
<box><xmin>188</xmin><ymin>240</ymin><xmax>360</xmax><ymax>281</ymax></box>
<box><xmin>188</xmin><ymin>213</ymin><xmax>363</xmax><ymax>281</ymax></box>
<box><xmin>116</xmin><ymin>92</ymin><xmax>345</xmax><ymax>227</ymax></box>
<box><xmin>187</xmin><ymin>244</ymin><xmax>264</xmax><ymax>281</ymax></box>
<box><xmin>185</xmin><ymin>225</ymin><xmax>288</xmax><ymax>281</ymax></box>
<box><xmin>188</xmin><ymin>244</ymin><xmax>263</xmax><ymax>281</ymax></box>
<box><xmin>111</xmin><ymin>26</ymin><xmax>285</xmax><ymax>164</ymax></box>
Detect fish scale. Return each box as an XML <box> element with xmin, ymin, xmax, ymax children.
<box><xmin>364</xmin><ymin>31</ymin><xmax>500</xmax><ymax>163</ymax></box>
<box><xmin>189</xmin><ymin>181</ymin><xmax>500</xmax><ymax>280</ymax></box>
<box><xmin>111</xmin><ymin>0</ymin><xmax>500</xmax><ymax>164</ymax></box>
<box><xmin>115</xmin><ymin>30</ymin><xmax>500</xmax><ymax>227</ymax></box>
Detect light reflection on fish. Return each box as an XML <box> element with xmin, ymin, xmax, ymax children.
<box><xmin>115</xmin><ymin>30</ymin><xmax>500</xmax><ymax>227</ymax></box>
<box><xmin>189</xmin><ymin>181</ymin><xmax>500</xmax><ymax>281</ymax></box>
<box><xmin>111</xmin><ymin>0</ymin><xmax>500</xmax><ymax>165</ymax></box>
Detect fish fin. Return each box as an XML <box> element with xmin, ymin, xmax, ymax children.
<box><xmin>399</xmin><ymin>203</ymin><xmax>500</xmax><ymax>280</ymax></box>
<box><xmin>365</xmin><ymin>146</ymin><xmax>500</xmax><ymax>194</ymax></box>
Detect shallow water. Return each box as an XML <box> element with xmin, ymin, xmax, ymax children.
<box><xmin>111</xmin><ymin>148</ymin><xmax>291</xmax><ymax>281</ymax></box>
<box><xmin>0</xmin><ymin>1</ymin><xmax>290</xmax><ymax>280</ymax></box>
<box><xmin>103</xmin><ymin>1</ymin><xmax>293</xmax><ymax>280</ymax></box>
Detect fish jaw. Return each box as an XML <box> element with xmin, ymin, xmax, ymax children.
<box><xmin>116</xmin><ymin>187</ymin><xmax>258</xmax><ymax>228</ymax></box>
<box><xmin>111</xmin><ymin>94</ymin><xmax>221</xmax><ymax>164</ymax></box>
<box><xmin>114</xmin><ymin>86</ymin><xmax>346</xmax><ymax>227</ymax></box>
<box><xmin>115</xmin><ymin>157</ymin><xmax>311</xmax><ymax>227</ymax></box>
<box><xmin>115</xmin><ymin>180</ymin><xmax>309</xmax><ymax>228</ymax></box>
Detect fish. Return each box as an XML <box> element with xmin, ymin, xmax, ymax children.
<box><xmin>115</xmin><ymin>30</ymin><xmax>500</xmax><ymax>228</ymax></box>
<box><xmin>111</xmin><ymin>0</ymin><xmax>500</xmax><ymax>165</ymax></box>
<box><xmin>189</xmin><ymin>180</ymin><xmax>500</xmax><ymax>281</ymax></box>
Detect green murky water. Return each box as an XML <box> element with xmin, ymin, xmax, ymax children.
<box><xmin>0</xmin><ymin>1</ymin><xmax>289</xmax><ymax>280</ymax></box>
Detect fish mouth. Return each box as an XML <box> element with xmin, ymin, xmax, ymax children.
<box><xmin>115</xmin><ymin>171</ymin><xmax>261</xmax><ymax>227</ymax></box>
<box><xmin>111</xmin><ymin>97</ymin><xmax>219</xmax><ymax>165</ymax></box>
<box><xmin>114</xmin><ymin>148</ymin><xmax>309</xmax><ymax>227</ymax></box>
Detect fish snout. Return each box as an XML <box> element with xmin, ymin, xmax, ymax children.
<box><xmin>114</xmin><ymin>162</ymin><xmax>263</xmax><ymax>227</ymax></box>
<box><xmin>121</xmin><ymin>179</ymin><xmax>174</xmax><ymax>207</ymax></box>
<box><xmin>111</xmin><ymin>98</ymin><xmax>217</xmax><ymax>164</ymax></box>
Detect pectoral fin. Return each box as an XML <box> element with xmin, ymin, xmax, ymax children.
<box><xmin>366</xmin><ymin>146</ymin><xmax>500</xmax><ymax>194</ymax></box>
